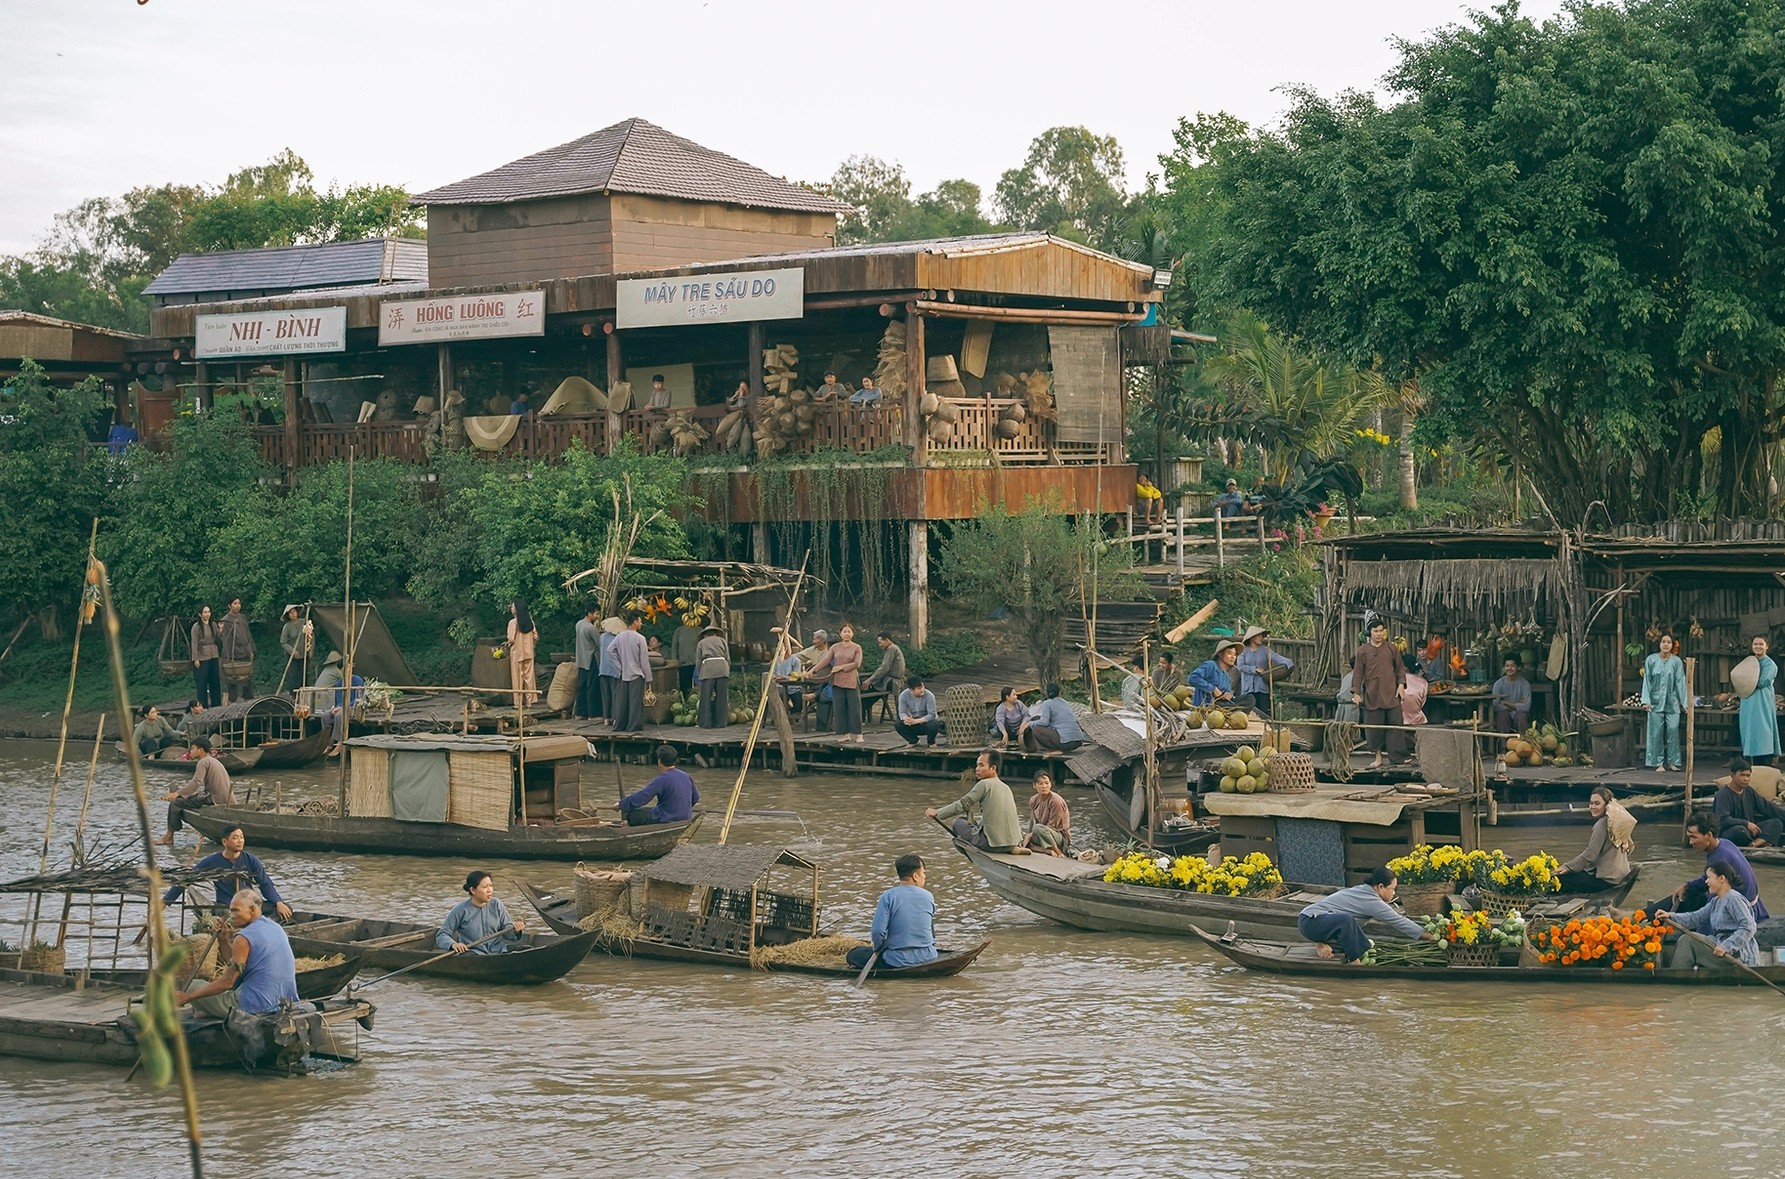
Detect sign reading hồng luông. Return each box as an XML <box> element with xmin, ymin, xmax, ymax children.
<box><xmin>378</xmin><ymin>290</ymin><xmax>546</xmax><ymax>345</ymax></box>
<box><xmin>195</xmin><ymin>307</ymin><xmax>347</xmax><ymax>358</ymax></box>
<box><xmin>616</xmin><ymin>268</ymin><xmax>804</xmax><ymax>329</ymax></box>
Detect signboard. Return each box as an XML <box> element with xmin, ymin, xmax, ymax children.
<box><xmin>378</xmin><ymin>290</ymin><xmax>546</xmax><ymax>346</ymax></box>
<box><xmin>616</xmin><ymin>267</ymin><xmax>803</xmax><ymax>329</ymax></box>
<box><xmin>196</xmin><ymin>307</ymin><xmax>347</xmax><ymax>358</ymax></box>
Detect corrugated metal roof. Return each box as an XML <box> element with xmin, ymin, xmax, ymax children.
<box><xmin>414</xmin><ymin>117</ymin><xmax>849</xmax><ymax>215</ymax></box>
<box><xmin>0</xmin><ymin>309</ymin><xmax>144</xmax><ymax>340</ymax></box>
<box><xmin>144</xmin><ymin>238</ymin><xmax>428</xmax><ymax>296</ymax></box>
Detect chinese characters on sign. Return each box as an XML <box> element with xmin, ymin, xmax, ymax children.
<box><xmin>195</xmin><ymin>308</ymin><xmax>348</xmax><ymax>358</ymax></box>
<box><xmin>616</xmin><ymin>268</ymin><xmax>804</xmax><ymax>330</ymax></box>
<box><xmin>378</xmin><ymin>290</ymin><xmax>546</xmax><ymax>345</ymax></box>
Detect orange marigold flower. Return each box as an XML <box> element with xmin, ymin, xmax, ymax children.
<box><xmin>1643</xmin><ymin>961</ymin><xmax>1656</xmax><ymax>970</ymax></box>
<box><xmin>1611</xmin><ymin>960</ymin><xmax>1624</xmax><ymax>970</ymax></box>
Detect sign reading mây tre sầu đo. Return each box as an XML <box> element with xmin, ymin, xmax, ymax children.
<box><xmin>195</xmin><ymin>307</ymin><xmax>347</xmax><ymax>358</ymax></box>
<box><xmin>378</xmin><ymin>290</ymin><xmax>546</xmax><ymax>345</ymax></box>
<box><xmin>616</xmin><ymin>268</ymin><xmax>804</xmax><ymax>330</ymax></box>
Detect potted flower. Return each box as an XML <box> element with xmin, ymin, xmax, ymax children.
<box><xmin>1311</xmin><ymin>501</ymin><xmax>1335</xmax><ymax>525</ymax></box>
<box><xmin>1473</xmin><ymin>851</ymin><xmax>1562</xmax><ymax>916</ymax></box>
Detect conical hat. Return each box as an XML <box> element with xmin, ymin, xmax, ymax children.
<box><xmin>1732</xmin><ymin>655</ymin><xmax>1761</xmax><ymax>698</ymax></box>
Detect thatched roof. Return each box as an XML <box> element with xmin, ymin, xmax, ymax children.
<box><xmin>0</xmin><ymin>861</ymin><xmax>268</xmax><ymax>897</ymax></box>
<box><xmin>1340</xmin><ymin>557</ymin><xmax>1564</xmax><ymax>614</ymax></box>
<box><xmin>639</xmin><ymin>844</ymin><xmax>814</xmax><ymax>889</ymax></box>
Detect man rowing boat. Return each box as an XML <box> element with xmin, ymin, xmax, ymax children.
<box><xmin>162</xmin><ymin>825</ymin><xmax>293</xmax><ymax>921</ymax></box>
<box><xmin>846</xmin><ymin>854</ymin><xmax>938</xmax><ymax>971</ymax></box>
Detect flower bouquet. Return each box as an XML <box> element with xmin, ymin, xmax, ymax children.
<box><xmin>1101</xmin><ymin>851</ymin><xmax>1284</xmax><ymax>898</ymax></box>
<box><xmin>1423</xmin><ymin>910</ymin><xmax>1526</xmax><ymax>966</ymax></box>
<box><xmin>1385</xmin><ymin>845</ymin><xmax>1499</xmax><ymax>915</ymax></box>
<box><xmin>1528</xmin><ymin>912</ymin><xmax>1667</xmax><ymax>971</ymax></box>
<box><xmin>1475</xmin><ymin>851</ymin><xmax>1562</xmax><ymax>916</ymax></box>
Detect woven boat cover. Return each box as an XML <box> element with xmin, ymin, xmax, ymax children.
<box><xmin>640</xmin><ymin>844</ymin><xmax>812</xmax><ymax>889</ymax></box>
<box><xmin>463</xmin><ymin>414</ymin><xmax>520</xmax><ymax>450</ymax></box>
<box><xmin>540</xmin><ymin>376</ymin><xmax>607</xmax><ymax>415</ymax></box>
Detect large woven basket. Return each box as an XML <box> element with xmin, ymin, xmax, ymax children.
<box><xmin>160</xmin><ymin>659</ymin><xmax>188</xmax><ymax>678</ymax></box>
<box><xmin>1447</xmin><ymin>943</ymin><xmax>1499</xmax><ymax>967</ymax></box>
<box><xmin>1396</xmin><ymin>882</ymin><xmax>1452</xmax><ymax>917</ymax></box>
<box><xmin>222</xmin><ymin>660</ymin><xmax>255</xmax><ymax>681</ymax></box>
<box><xmin>1267</xmin><ymin>752</ymin><xmax>1316</xmax><ymax>792</ymax></box>
<box><xmin>574</xmin><ymin>863</ymin><xmax>632</xmax><ymax>918</ymax></box>
<box><xmin>1480</xmin><ymin>890</ymin><xmax>1548</xmax><ymax>918</ymax></box>
<box><xmin>19</xmin><ymin>946</ymin><xmax>66</xmax><ymax>974</ymax></box>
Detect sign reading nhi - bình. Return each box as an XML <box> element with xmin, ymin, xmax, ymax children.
<box><xmin>616</xmin><ymin>268</ymin><xmax>804</xmax><ymax>330</ymax></box>
<box><xmin>196</xmin><ymin>307</ymin><xmax>347</xmax><ymax>358</ymax></box>
<box><xmin>378</xmin><ymin>290</ymin><xmax>546</xmax><ymax>346</ymax></box>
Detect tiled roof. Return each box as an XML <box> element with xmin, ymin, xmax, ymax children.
<box><xmin>413</xmin><ymin>117</ymin><xmax>849</xmax><ymax>215</ymax></box>
<box><xmin>143</xmin><ymin>238</ymin><xmax>428</xmax><ymax>296</ymax></box>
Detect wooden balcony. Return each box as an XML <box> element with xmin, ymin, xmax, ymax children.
<box><xmin>249</xmin><ymin>398</ymin><xmax>1100</xmax><ymax>470</ymax></box>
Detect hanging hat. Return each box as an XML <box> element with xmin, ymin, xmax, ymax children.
<box><xmin>323</xmin><ymin>651</ymin><xmax>343</xmax><ymax>666</ymax></box>
<box><xmin>1733</xmin><ymin>655</ymin><xmax>1761</xmax><ymax>699</ymax></box>
<box><xmin>601</xmin><ymin>616</ymin><xmax>624</xmax><ymax>636</ymax></box>
<box><xmin>1242</xmin><ymin>625</ymin><xmax>1269</xmax><ymax>643</ymax></box>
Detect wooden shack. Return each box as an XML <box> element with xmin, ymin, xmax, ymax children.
<box><xmin>345</xmin><ymin>733</ymin><xmax>588</xmax><ymax>829</ymax></box>
<box><xmin>1203</xmin><ymin>787</ymin><xmax>1481</xmax><ymax>888</ymax></box>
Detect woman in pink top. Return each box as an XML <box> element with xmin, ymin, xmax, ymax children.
<box><xmin>812</xmin><ymin>623</ymin><xmax>865</xmax><ymax>741</ymax></box>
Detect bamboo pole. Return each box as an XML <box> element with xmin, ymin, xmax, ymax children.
<box><xmin>338</xmin><ymin>447</ymin><xmax>356</xmax><ymax>818</ymax></box>
<box><xmin>717</xmin><ymin>559</ymin><xmax>809</xmax><ymax>845</ymax></box>
<box><xmin>1683</xmin><ymin>655</ymin><xmax>1697</xmax><ymax>840</ymax></box>
<box><xmin>53</xmin><ymin>715</ymin><xmax>106</xmax><ymax>956</ymax></box>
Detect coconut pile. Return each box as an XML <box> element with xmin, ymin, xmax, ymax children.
<box><xmin>1502</xmin><ymin>723</ymin><xmax>1588</xmax><ymax>768</ymax></box>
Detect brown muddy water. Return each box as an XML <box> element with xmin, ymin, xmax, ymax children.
<box><xmin>1</xmin><ymin>738</ymin><xmax>1782</xmax><ymax>1178</ymax></box>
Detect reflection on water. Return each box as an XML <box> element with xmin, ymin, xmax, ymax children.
<box><xmin>2</xmin><ymin>739</ymin><xmax>1783</xmax><ymax>1177</ymax></box>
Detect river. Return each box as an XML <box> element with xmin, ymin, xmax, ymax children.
<box><xmin>2</xmin><ymin>738</ymin><xmax>1782</xmax><ymax>1178</ymax></box>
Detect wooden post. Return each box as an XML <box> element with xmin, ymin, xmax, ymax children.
<box><xmin>1257</xmin><ymin>513</ymin><xmax>1267</xmax><ymax>554</ymax></box>
<box><xmin>904</xmin><ymin>306</ymin><xmax>926</xmax><ymax>463</ymax></box>
<box><xmin>437</xmin><ymin>343</ymin><xmax>452</xmax><ymax>402</ymax></box>
<box><xmin>1214</xmin><ymin>512</ymin><xmax>1226</xmax><ymax>569</ymax></box>
<box><xmin>748</xmin><ymin>321</ymin><xmax>765</xmax><ymax>400</ymax></box>
<box><xmin>908</xmin><ymin>521</ymin><xmax>930</xmax><ymax>648</ymax></box>
<box><xmin>1175</xmin><ymin>508</ymin><xmax>1185</xmax><ymax>579</ymax></box>
<box><xmin>194</xmin><ymin>361</ymin><xmax>211</xmax><ymax>412</ymax></box>
<box><xmin>1614</xmin><ymin>561</ymin><xmax>1626</xmax><ymax>705</ymax></box>
<box><xmin>751</xmin><ymin>523</ymin><xmax>770</xmax><ymax>564</ymax></box>
<box><xmin>282</xmin><ymin>357</ymin><xmax>300</xmax><ymax>474</ymax></box>
<box><xmin>1683</xmin><ymin>655</ymin><xmax>1697</xmax><ymax>838</ymax></box>
<box><xmin>605</xmin><ymin>328</ymin><xmax>623</xmax><ymax>456</ymax></box>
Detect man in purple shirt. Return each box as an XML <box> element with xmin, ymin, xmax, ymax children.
<box><xmin>619</xmin><ymin>746</ymin><xmax>699</xmax><ymax>825</ymax></box>
<box><xmin>1650</xmin><ymin>811</ymin><xmax>1769</xmax><ymax>919</ymax></box>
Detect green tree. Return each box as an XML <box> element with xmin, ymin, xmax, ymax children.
<box><xmin>0</xmin><ymin>360</ymin><xmax>108</xmax><ymax>637</ymax></box>
<box><xmin>104</xmin><ymin>412</ymin><xmax>269</xmax><ymax>620</ymax></box>
<box><xmin>995</xmin><ymin>127</ymin><xmax>1129</xmax><ymax>243</ymax></box>
<box><xmin>938</xmin><ymin>501</ymin><xmax>1141</xmax><ymax>684</ymax></box>
<box><xmin>1167</xmin><ymin>0</ymin><xmax>1785</xmax><ymax>523</ymax></box>
<box><xmin>826</xmin><ymin>156</ymin><xmax>915</xmax><ymax>245</ymax></box>
<box><xmin>204</xmin><ymin>458</ymin><xmax>425</xmax><ymax>620</ymax></box>
<box><xmin>458</xmin><ymin>442</ymin><xmax>694</xmax><ymax>620</ymax></box>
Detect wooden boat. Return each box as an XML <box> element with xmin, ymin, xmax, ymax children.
<box><xmin>0</xmin><ymin>966</ymin><xmax>373</xmax><ymax>1072</ymax></box>
<box><xmin>249</xmin><ymin>725</ymin><xmax>331</xmax><ymax>770</ymax></box>
<box><xmin>1189</xmin><ymin>925</ymin><xmax>1785</xmax><ymax>986</ymax></box>
<box><xmin>948</xmin><ymin>838</ymin><xmax>1638</xmax><ymax>940</ymax></box>
<box><xmin>517</xmin><ymin>881</ymin><xmax>988</xmax><ymax>980</ymax></box>
<box><xmin>1743</xmin><ymin>846</ymin><xmax>1785</xmax><ymax>867</ymax></box>
<box><xmin>281</xmin><ymin>912</ymin><xmax>597</xmax><ymax>985</ymax></box>
<box><xmin>87</xmin><ymin>951</ymin><xmax>364</xmax><ymax>1002</ymax></box>
<box><xmin>1488</xmin><ymin>791</ymin><xmax>1685</xmax><ymax>827</ymax></box>
<box><xmin>115</xmin><ymin>740</ymin><xmax>264</xmax><ymax>775</ymax></box>
<box><xmin>1094</xmin><ymin>782</ymin><xmax>1220</xmax><ymax>853</ymax></box>
<box><xmin>183</xmin><ymin>806</ymin><xmax>698</xmax><ymax>861</ymax></box>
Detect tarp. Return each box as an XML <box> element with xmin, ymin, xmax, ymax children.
<box><xmin>1200</xmin><ymin>786</ymin><xmax>1413</xmax><ymax>827</ymax></box>
<box><xmin>310</xmin><ymin>602</ymin><xmax>418</xmax><ymax>687</ymax></box>
<box><xmin>389</xmin><ymin>750</ymin><xmax>449</xmax><ymax>822</ymax></box>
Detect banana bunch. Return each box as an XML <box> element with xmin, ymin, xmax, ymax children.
<box><xmin>131</xmin><ymin>940</ymin><xmax>189</xmax><ymax>1086</ymax></box>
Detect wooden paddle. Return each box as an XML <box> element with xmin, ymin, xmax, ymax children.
<box><xmin>1656</xmin><ymin>916</ymin><xmax>1785</xmax><ymax>997</ymax></box>
<box><xmin>348</xmin><ymin>925</ymin><xmax>516</xmax><ymax>991</ymax></box>
<box><xmin>852</xmin><ymin>949</ymin><xmax>880</xmax><ymax>987</ymax></box>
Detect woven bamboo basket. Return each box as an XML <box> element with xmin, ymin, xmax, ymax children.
<box><xmin>1266</xmin><ymin>752</ymin><xmax>1317</xmax><ymax>792</ymax></box>
<box><xmin>1249</xmin><ymin>882</ymin><xmax>1288</xmax><ymax>901</ymax></box>
<box><xmin>1447</xmin><ymin>943</ymin><xmax>1499</xmax><ymax>968</ymax></box>
<box><xmin>19</xmin><ymin>946</ymin><xmax>65</xmax><ymax>974</ymax></box>
<box><xmin>449</xmin><ymin>751</ymin><xmax>513</xmax><ymax>831</ymax></box>
<box><xmin>645</xmin><ymin>880</ymin><xmax>695</xmax><ymax>914</ymax></box>
<box><xmin>1395</xmin><ymin>882</ymin><xmax>1452</xmax><ymax>917</ymax></box>
<box><xmin>574</xmin><ymin>864</ymin><xmax>633</xmax><ymax>918</ymax></box>
<box><xmin>1479</xmin><ymin>890</ymin><xmax>1547</xmax><ymax>918</ymax></box>
<box><xmin>222</xmin><ymin>660</ymin><xmax>255</xmax><ymax>680</ymax></box>
<box><xmin>347</xmin><ymin>750</ymin><xmax>393</xmax><ymax>819</ymax></box>
<box><xmin>1519</xmin><ymin>918</ymin><xmax>1558</xmax><ymax>968</ymax></box>
<box><xmin>160</xmin><ymin>659</ymin><xmax>188</xmax><ymax>678</ymax></box>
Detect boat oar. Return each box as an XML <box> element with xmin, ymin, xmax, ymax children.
<box><xmin>1656</xmin><ymin>916</ymin><xmax>1785</xmax><ymax>998</ymax></box>
<box><xmin>852</xmin><ymin>948</ymin><xmax>880</xmax><ymax>987</ymax></box>
<box><xmin>348</xmin><ymin>925</ymin><xmax>516</xmax><ymax>992</ymax></box>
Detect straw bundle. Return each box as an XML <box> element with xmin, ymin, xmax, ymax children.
<box><xmin>873</xmin><ymin>320</ymin><xmax>908</xmax><ymax>401</ymax></box>
<box><xmin>1020</xmin><ymin>371</ymin><xmax>1057</xmax><ymax>422</ymax></box>
<box><xmin>577</xmin><ymin>905</ymin><xmax>647</xmax><ymax>945</ymax></box>
<box><xmin>665</xmin><ymin>409</ymin><xmax>709</xmax><ymax>452</ymax></box>
<box><xmin>748</xmin><ymin>935</ymin><xmax>870</xmax><ymax>970</ymax></box>
<box><xmin>764</xmin><ymin>343</ymin><xmax>800</xmax><ymax>394</ymax></box>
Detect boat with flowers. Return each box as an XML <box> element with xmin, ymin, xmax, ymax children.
<box><xmin>1190</xmin><ymin>918</ymin><xmax>1785</xmax><ymax>986</ymax></box>
<box><xmin>949</xmin><ymin>839</ymin><xmax>1637</xmax><ymax>942</ymax></box>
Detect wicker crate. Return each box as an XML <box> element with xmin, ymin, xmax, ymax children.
<box><xmin>1447</xmin><ymin>943</ymin><xmax>1499</xmax><ymax>967</ymax></box>
<box><xmin>1395</xmin><ymin>882</ymin><xmax>1452</xmax><ymax>917</ymax></box>
<box><xmin>574</xmin><ymin>864</ymin><xmax>632</xmax><ymax>918</ymax></box>
<box><xmin>19</xmin><ymin>946</ymin><xmax>65</xmax><ymax>974</ymax></box>
<box><xmin>1479</xmin><ymin>890</ymin><xmax>1546</xmax><ymax>918</ymax></box>
<box><xmin>1267</xmin><ymin>752</ymin><xmax>1317</xmax><ymax>792</ymax></box>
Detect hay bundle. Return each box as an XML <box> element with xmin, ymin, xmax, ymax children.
<box><xmin>577</xmin><ymin>905</ymin><xmax>647</xmax><ymax>945</ymax></box>
<box><xmin>748</xmin><ymin>935</ymin><xmax>870</xmax><ymax>971</ymax></box>
<box><xmin>764</xmin><ymin>343</ymin><xmax>800</xmax><ymax>394</ymax></box>
<box><xmin>873</xmin><ymin>320</ymin><xmax>908</xmax><ymax>401</ymax></box>
<box><xmin>665</xmin><ymin>410</ymin><xmax>709</xmax><ymax>451</ymax></box>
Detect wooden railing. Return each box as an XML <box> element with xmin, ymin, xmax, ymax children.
<box><xmin>249</xmin><ymin>397</ymin><xmax>1088</xmax><ymax>470</ymax></box>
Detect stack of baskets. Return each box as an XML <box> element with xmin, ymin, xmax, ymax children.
<box><xmin>573</xmin><ymin>863</ymin><xmax>632</xmax><ymax>919</ymax></box>
<box><xmin>1266</xmin><ymin>751</ymin><xmax>1317</xmax><ymax>793</ymax></box>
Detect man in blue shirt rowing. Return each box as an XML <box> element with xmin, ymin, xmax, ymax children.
<box><xmin>846</xmin><ymin>854</ymin><xmax>939</xmax><ymax>971</ymax></box>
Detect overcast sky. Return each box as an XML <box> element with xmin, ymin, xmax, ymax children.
<box><xmin>2</xmin><ymin>0</ymin><xmax>1570</xmax><ymax>255</ymax></box>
